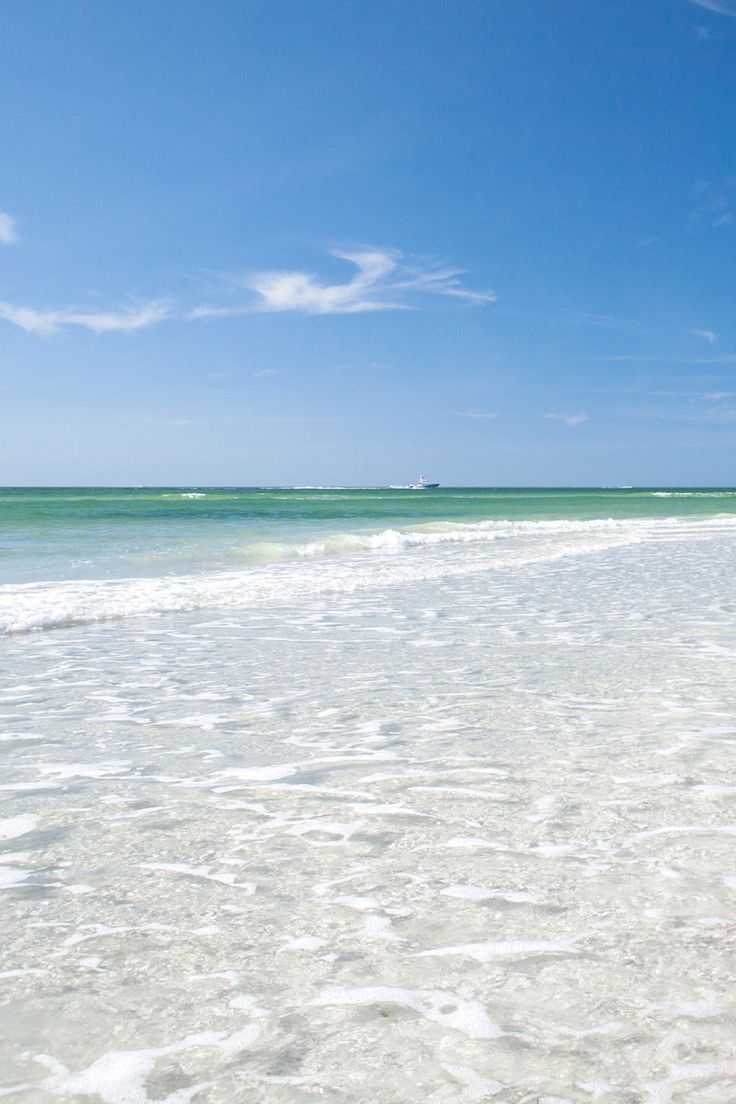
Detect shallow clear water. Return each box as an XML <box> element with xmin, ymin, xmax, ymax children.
<box><xmin>2</xmin><ymin>490</ymin><xmax>736</xmax><ymax>1102</ymax></box>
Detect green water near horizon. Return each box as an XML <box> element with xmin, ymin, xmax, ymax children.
<box><xmin>2</xmin><ymin>485</ymin><xmax>736</xmax><ymax>584</ymax></box>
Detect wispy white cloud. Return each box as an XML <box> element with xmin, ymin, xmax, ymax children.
<box><xmin>689</xmin><ymin>0</ymin><xmax>736</xmax><ymax>16</ymax></box>
<box><xmin>703</xmin><ymin>390</ymin><xmax>736</xmax><ymax>400</ymax></box>
<box><xmin>0</xmin><ymin>299</ymin><xmax>172</xmax><ymax>336</ymax></box>
<box><xmin>690</xmin><ymin>176</ymin><xmax>736</xmax><ymax>228</ymax></box>
<box><xmin>0</xmin><ymin>245</ymin><xmax>492</xmax><ymax>336</ymax></box>
<box><xmin>544</xmin><ymin>413</ymin><xmax>588</xmax><ymax>427</ymax></box>
<box><xmin>220</xmin><ymin>248</ymin><xmax>494</xmax><ymax>315</ymax></box>
<box><xmin>147</xmin><ymin>417</ymin><xmax>193</xmax><ymax>428</ymax></box>
<box><xmin>0</xmin><ymin>210</ymin><xmax>18</xmax><ymax>244</ymax></box>
<box><xmin>625</xmin><ymin>404</ymin><xmax>736</xmax><ymax>425</ymax></box>
<box><xmin>598</xmin><ymin>353</ymin><xmax>736</xmax><ymax>364</ymax></box>
<box><xmin>188</xmin><ymin>303</ymin><xmax>248</xmax><ymax>321</ymax></box>
<box><xmin>452</xmin><ymin>410</ymin><xmax>497</xmax><ymax>420</ymax></box>
<box><xmin>690</xmin><ymin>327</ymin><xmax>717</xmax><ymax>344</ymax></box>
<box><xmin>498</xmin><ymin>306</ymin><xmax>651</xmax><ymax>337</ymax></box>
<box><xmin>565</xmin><ymin>310</ymin><xmax>644</xmax><ymax>333</ymax></box>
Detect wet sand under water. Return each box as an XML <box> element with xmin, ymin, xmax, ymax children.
<box><xmin>2</xmin><ymin>535</ymin><xmax>736</xmax><ymax>1102</ymax></box>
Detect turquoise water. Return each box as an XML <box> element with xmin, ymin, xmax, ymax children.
<box><xmin>2</xmin><ymin>485</ymin><xmax>736</xmax><ymax>584</ymax></box>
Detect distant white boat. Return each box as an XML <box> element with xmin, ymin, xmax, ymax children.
<box><xmin>408</xmin><ymin>474</ymin><xmax>440</xmax><ymax>490</ymax></box>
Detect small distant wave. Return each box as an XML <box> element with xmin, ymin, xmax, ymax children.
<box><xmin>240</xmin><ymin>514</ymin><xmax>736</xmax><ymax>563</ymax></box>
<box><xmin>162</xmin><ymin>492</ymin><xmax>207</xmax><ymax>499</ymax></box>
<box><xmin>650</xmin><ymin>491</ymin><xmax>736</xmax><ymax>498</ymax></box>
<box><xmin>3</xmin><ymin>514</ymin><xmax>736</xmax><ymax>635</ymax></box>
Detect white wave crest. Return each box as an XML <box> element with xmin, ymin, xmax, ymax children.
<box><xmin>2</xmin><ymin>515</ymin><xmax>734</xmax><ymax>635</ymax></box>
<box><xmin>650</xmin><ymin>491</ymin><xmax>736</xmax><ymax>498</ymax></box>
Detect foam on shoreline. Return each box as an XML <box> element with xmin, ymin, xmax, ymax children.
<box><xmin>3</xmin><ymin>513</ymin><xmax>734</xmax><ymax>634</ymax></box>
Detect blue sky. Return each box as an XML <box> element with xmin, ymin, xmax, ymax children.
<box><xmin>1</xmin><ymin>0</ymin><xmax>736</xmax><ymax>485</ymax></box>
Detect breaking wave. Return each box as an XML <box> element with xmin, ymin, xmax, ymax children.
<box><xmin>2</xmin><ymin>514</ymin><xmax>735</xmax><ymax>635</ymax></box>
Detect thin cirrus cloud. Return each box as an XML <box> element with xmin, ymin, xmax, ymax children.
<box><xmin>0</xmin><ymin>299</ymin><xmax>172</xmax><ymax>336</ymax></box>
<box><xmin>452</xmin><ymin>410</ymin><xmax>497</xmax><ymax>420</ymax></box>
<box><xmin>193</xmin><ymin>248</ymin><xmax>495</xmax><ymax>317</ymax></box>
<box><xmin>0</xmin><ymin>210</ymin><xmax>18</xmax><ymax>244</ymax></box>
<box><xmin>691</xmin><ymin>177</ymin><xmax>736</xmax><ymax>227</ymax></box>
<box><xmin>146</xmin><ymin>418</ymin><xmax>193</xmax><ymax>429</ymax></box>
<box><xmin>544</xmin><ymin>413</ymin><xmax>589</xmax><ymax>427</ymax></box>
<box><xmin>690</xmin><ymin>327</ymin><xmax>717</xmax><ymax>344</ymax></box>
<box><xmin>0</xmin><ymin>247</ymin><xmax>492</xmax><ymax>336</ymax></box>
<box><xmin>688</xmin><ymin>0</ymin><xmax>736</xmax><ymax>16</ymax></box>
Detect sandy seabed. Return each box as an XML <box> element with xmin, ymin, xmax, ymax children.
<box><xmin>2</xmin><ymin>534</ymin><xmax>736</xmax><ymax>1103</ymax></box>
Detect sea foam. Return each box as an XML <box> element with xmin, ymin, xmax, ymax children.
<box><xmin>2</xmin><ymin>513</ymin><xmax>733</xmax><ymax>634</ymax></box>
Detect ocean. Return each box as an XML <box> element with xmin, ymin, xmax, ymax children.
<box><xmin>2</xmin><ymin>487</ymin><xmax>736</xmax><ymax>1102</ymax></box>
